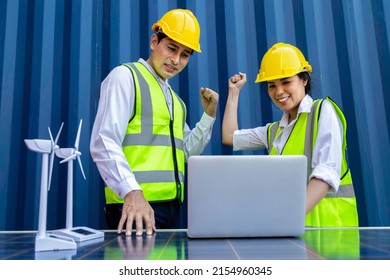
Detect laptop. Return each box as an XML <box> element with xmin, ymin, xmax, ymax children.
<box><xmin>187</xmin><ymin>155</ymin><xmax>307</xmax><ymax>238</ymax></box>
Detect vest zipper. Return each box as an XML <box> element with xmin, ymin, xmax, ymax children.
<box><xmin>169</xmin><ymin>99</ymin><xmax>182</xmax><ymax>203</ymax></box>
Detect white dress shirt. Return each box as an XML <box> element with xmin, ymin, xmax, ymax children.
<box><xmin>90</xmin><ymin>59</ymin><xmax>215</xmax><ymax>198</ymax></box>
<box><xmin>233</xmin><ymin>95</ymin><xmax>343</xmax><ymax>193</ymax></box>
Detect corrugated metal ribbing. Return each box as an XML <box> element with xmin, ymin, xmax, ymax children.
<box><xmin>1</xmin><ymin>0</ymin><xmax>389</xmax><ymax>230</ymax></box>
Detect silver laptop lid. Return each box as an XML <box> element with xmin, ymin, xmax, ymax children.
<box><xmin>187</xmin><ymin>155</ymin><xmax>307</xmax><ymax>238</ymax></box>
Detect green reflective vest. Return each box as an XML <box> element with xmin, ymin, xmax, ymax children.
<box><xmin>267</xmin><ymin>97</ymin><xmax>359</xmax><ymax>227</ymax></box>
<box><xmin>105</xmin><ymin>62</ymin><xmax>186</xmax><ymax>204</ymax></box>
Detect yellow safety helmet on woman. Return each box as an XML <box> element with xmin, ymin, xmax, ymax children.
<box><xmin>151</xmin><ymin>9</ymin><xmax>201</xmax><ymax>53</ymax></box>
<box><xmin>255</xmin><ymin>42</ymin><xmax>312</xmax><ymax>83</ymax></box>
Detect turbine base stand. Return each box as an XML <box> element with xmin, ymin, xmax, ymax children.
<box><xmin>35</xmin><ymin>233</ymin><xmax>77</xmax><ymax>252</ymax></box>
<box><xmin>52</xmin><ymin>226</ymin><xmax>104</xmax><ymax>243</ymax></box>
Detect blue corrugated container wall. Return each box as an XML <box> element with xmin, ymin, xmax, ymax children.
<box><xmin>1</xmin><ymin>0</ymin><xmax>390</xmax><ymax>230</ymax></box>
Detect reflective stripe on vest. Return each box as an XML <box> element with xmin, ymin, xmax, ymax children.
<box><xmin>267</xmin><ymin>97</ymin><xmax>358</xmax><ymax>227</ymax></box>
<box><xmin>105</xmin><ymin>62</ymin><xmax>186</xmax><ymax>204</ymax></box>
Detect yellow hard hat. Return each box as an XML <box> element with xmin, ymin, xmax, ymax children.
<box><xmin>151</xmin><ymin>9</ymin><xmax>201</xmax><ymax>53</ymax></box>
<box><xmin>255</xmin><ymin>42</ymin><xmax>312</xmax><ymax>83</ymax></box>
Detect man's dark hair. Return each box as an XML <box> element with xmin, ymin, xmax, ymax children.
<box><xmin>156</xmin><ymin>32</ymin><xmax>167</xmax><ymax>43</ymax></box>
<box><xmin>155</xmin><ymin>32</ymin><xmax>194</xmax><ymax>55</ymax></box>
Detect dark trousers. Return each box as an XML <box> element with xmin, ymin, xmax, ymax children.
<box><xmin>105</xmin><ymin>200</ymin><xmax>181</xmax><ymax>230</ymax></box>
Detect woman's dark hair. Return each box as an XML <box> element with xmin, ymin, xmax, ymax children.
<box><xmin>297</xmin><ymin>71</ymin><xmax>312</xmax><ymax>94</ymax></box>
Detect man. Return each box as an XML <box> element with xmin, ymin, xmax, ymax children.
<box><xmin>90</xmin><ymin>9</ymin><xmax>219</xmax><ymax>236</ymax></box>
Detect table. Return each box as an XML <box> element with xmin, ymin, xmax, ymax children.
<box><xmin>1</xmin><ymin>227</ymin><xmax>390</xmax><ymax>260</ymax></box>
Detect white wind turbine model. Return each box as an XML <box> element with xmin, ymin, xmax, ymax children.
<box><xmin>25</xmin><ymin>123</ymin><xmax>77</xmax><ymax>252</ymax></box>
<box><xmin>52</xmin><ymin>119</ymin><xmax>104</xmax><ymax>243</ymax></box>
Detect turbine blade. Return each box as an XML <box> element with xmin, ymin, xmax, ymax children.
<box><xmin>54</xmin><ymin>122</ymin><xmax>64</xmax><ymax>144</ymax></box>
<box><xmin>48</xmin><ymin>127</ymin><xmax>54</xmax><ymax>144</ymax></box>
<box><xmin>74</xmin><ymin>119</ymin><xmax>82</xmax><ymax>150</ymax></box>
<box><xmin>77</xmin><ymin>156</ymin><xmax>86</xmax><ymax>180</ymax></box>
<box><xmin>60</xmin><ymin>154</ymin><xmax>77</xmax><ymax>164</ymax></box>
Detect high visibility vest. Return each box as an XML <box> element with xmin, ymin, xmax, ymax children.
<box><xmin>267</xmin><ymin>97</ymin><xmax>359</xmax><ymax>227</ymax></box>
<box><xmin>105</xmin><ymin>62</ymin><xmax>186</xmax><ymax>204</ymax></box>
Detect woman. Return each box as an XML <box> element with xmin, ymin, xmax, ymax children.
<box><xmin>222</xmin><ymin>42</ymin><xmax>358</xmax><ymax>227</ymax></box>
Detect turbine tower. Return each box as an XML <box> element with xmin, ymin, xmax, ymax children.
<box><xmin>25</xmin><ymin>123</ymin><xmax>76</xmax><ymax>252</ymax></box>
<box><xmin>53</xmin><ymin>119</ymin><xmax>104</xmax><ymax>243</ymax></box>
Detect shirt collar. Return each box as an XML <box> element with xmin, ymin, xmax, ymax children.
<box><xmin>279</xmin><ymin>94</ymin><xmax>313</xmax><ymax>127</ymax></box>
<box><xmin>138</xmin><ymin>58</ymin><xmax>171</xmax><ymax>88</ymax></box>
